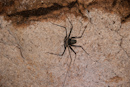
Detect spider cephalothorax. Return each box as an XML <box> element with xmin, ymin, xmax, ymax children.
<box><xmin>64</xmin><ymin>36</ymin><xmax>77</xmax><ymax>49</ymax></box>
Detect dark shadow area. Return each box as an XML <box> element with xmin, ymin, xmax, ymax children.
<box><xmin>7</xmin><ymin>1</ymin><xmax>77</xmax><ymax>17</ymax></box>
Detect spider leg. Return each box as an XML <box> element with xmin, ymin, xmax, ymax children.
<box><xmin>69</xmin><ymin>46</ymin><xmax>77</xmax><ymax>65</ymax></box>
<box><xmin>78</xmin><ymin>20</ymin><xmax>83</xmax><ymax>35</ymax></box>
<box><xmin>66</xmin><ymin>17</ymin><xmax>73</xmax><ymax>38</ymax></box>
<box><xmin>69</xmin><ymin>46</ymin><xmax>76</xmax><ymax>55</ymax></box>
<box><xmin>47</xmin><ymin>47</ymin><xmax>66</xmax><ymax>56</ymax></box>
<box><xmin>50</xmin><ymin>22</ymin><xmax>67</xmax><ymax>37</ymax></box>
<box><xmin>71</xmin><ymin>21</ymin><xmax>89</xmax><ymax>39</ymax></box>
<box><xmin>63</xmin><ymin>47</ymin><xmax>72</xmax><ymax>87</ymax></box>
<box><xmin>71</xmin><ymin>45</ymin><xmax>89</xmax><ymax>55</ymax></box>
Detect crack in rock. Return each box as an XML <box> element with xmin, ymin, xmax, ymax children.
<box><xmin>7</xmin><ymin>28</ymin><xmax>26</xmax><ymax>59</ymax></box>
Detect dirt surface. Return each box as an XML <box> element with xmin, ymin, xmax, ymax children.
<box><xmin>0</xmin><ymin>0</ymin><xmax>130</xmax><ymax>87</ymax></box>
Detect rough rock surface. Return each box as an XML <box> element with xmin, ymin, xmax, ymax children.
<box><xmin>0</xmin><ymin>0</ymin><xmax>130</xmax><ymax>87</ymax></box>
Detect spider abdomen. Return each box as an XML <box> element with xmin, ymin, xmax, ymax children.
<box><xmin>68</xmin><ymin>39</ymin><xmax>77</xmax><ymax>45</ymax></box>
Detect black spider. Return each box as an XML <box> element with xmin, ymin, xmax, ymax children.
<box><xmin>47</xmin><ymin>17</ymin><xmax>89</xmax><ymax>87</ymax></box>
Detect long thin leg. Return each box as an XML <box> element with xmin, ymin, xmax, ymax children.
<box><xmin>66</xmin><ymin>17</ymin><xmax>73</xmax><ymax>38</ymax></box>
<box><xmin>69</xmin><ymin>46</ymin><xmax>77</xmax><ymax>65</ymax></box>
<box><xmin>47</xmin><ymin>22</ymin><xmax>68</xmax><ymax>56</ymax></box>
<box><xmin>71</xmin><ymin>45</ymin><xmax>89</xmax><ymax>55</ymax></box>
<box><xmin>63</xmin><ymin>47</ymin><xmax>72</xmax><ymax>87</ymax></box>
<box><xmin>51</xmin><ymin>22</ymin><xmax>67</xmax><ymax>37</ymax></box>
<box><xmin>71</xmin><ymin>21</ymin><xmax>89</xmax><ymax>39</ymax></box>
<box><xmin>69</xmin><ymin>46</ymin><xmax>76</xmax><ymax>55</ymax></box>
<box><xmin>47</xmin><ymin>47</ymin><xmax>66</xmax><ymax>56</ymax></box>
<box><xmin>78</xmin><ymin>20</ymin><xmax>83</xmax><ymax>35</ymax></box>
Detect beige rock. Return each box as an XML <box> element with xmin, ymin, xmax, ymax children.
<box><xmin>0</xmin><ymin>9</ymin><xmax>130</xmax><ymax>87</ymax></box>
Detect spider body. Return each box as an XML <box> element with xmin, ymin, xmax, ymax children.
<box><xmin>65</xmin><ymin>37</ymin><xmax>77</xmax><ymax>47</ymax></box>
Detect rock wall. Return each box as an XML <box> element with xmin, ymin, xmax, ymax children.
<box><xmin>0</xmin><ymin>0</ymin><xmax>130</xmax><ymax>87</ymax></box>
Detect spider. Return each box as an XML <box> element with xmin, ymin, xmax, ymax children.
<box><xmin>47</xmin><ymin>17</ymin><xmax>89</xmax><ymax>87</ymax></box>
